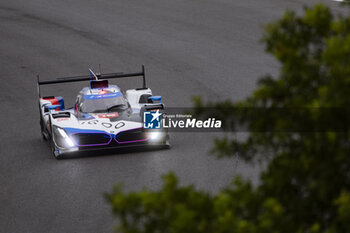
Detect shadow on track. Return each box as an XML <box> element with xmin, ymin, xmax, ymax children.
<box><xmin>58</xmin><ymin>145</ymin><xmax>171</xmax><ymax>160</ymax></box>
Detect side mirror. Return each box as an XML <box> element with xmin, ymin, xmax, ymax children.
<box><xmin>148</xmin><ymin>96</ymin><xmax>162</xmax><ymax>103</ymax></box>
<box><xmin>47</xmin><ymin>105</ymin><xmax>61</xmax><ymax>112</ymax></box>
<box><xmin>140</xmin><ymin>103</ymin><xmax>165</xmax><ymax>117</ymax></box>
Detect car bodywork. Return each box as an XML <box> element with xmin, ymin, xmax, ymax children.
<box><xmin>37</xmin><ymin>67</ymin><xmax>169</xmax><ymax>159</ymax></box>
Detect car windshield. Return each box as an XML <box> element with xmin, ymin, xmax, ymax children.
<box><xmin>80</xmin><ymin>92</ymin><xmax>128</xmax><ymax>113</ymax></box>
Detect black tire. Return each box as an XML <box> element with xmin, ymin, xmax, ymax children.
<box><xmin>51</xmin><ymin>137</ymin><xmax>63</xmax><ymax>160</ymax></box>
<box><xmin>49</xmin><ymin>118</ymin><xmax>63</xmax><ymax>160</ymax></box>
<box><xmin>163</xmin><ymin>134</ymin><xmax>171</xmax><ymax>149</ymax></box>
<box><xmin>39</xmin><ymin>103</ymin><xmax>48</xmax><ymax>141</ymax></box>
<box><xmin>40</xmin><ymin>118</ymin><xmax>48</xmax><ymax>141</ymax></box>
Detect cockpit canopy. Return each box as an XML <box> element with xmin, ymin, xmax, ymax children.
<box><xmin>80</xmin><ymin>91</ymin><xmax>129</xmax><ymax>113</ymax></box>
<box><xmin>77</xmin><ymin>82</ymin><xmax>129</xmax><ymax>114</ymax></box>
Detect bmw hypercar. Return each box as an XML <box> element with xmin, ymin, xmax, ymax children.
<box><xmin>37</xmin><ymin>67</ymin><xmax>169</xmax><ymax>159</ymax></box>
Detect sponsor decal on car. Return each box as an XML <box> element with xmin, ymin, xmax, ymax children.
<box><xmin>56</xmin><ymin>118</ymin><xmax>69</xmax><ymax>122</ymax></box>
<box><xmin>97</xmin><ymin>113</ymin><xmax>119</xmax><ymax>118</ymax></box>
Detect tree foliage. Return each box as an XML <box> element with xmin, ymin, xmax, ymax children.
<box><xmin>106</xmin><ymin>4</ymin><xmax>350</xmax><ymax>233</ymax></box>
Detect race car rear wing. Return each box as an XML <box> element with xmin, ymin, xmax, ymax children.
<box><xmin>37</xmin><ymin>66</ymin><xmax>147</xmax><ymax>98</ymax></box>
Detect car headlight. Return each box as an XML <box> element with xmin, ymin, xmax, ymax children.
<box><xmin>148</xmin><ymin>132</ymin><xmax>163</xmax><ymax>142</ymax></box>
<box><xmin>53</xmin><ymin>126</ymin><xmax>75</xmax><ymax>147</ymax></box>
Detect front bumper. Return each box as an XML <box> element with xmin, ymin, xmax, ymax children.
<box><xmin>52</xmin><ymin>130</ymin><xmax>169</xmax><ymax>157</ymax></box>
<box><xmin>54</xmin><ymin>140</ymin><xmax>170</xmax><ymax>157</ymax></box>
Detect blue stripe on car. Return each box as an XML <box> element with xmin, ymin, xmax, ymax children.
<box><xmin>64</xmin><ymin>127</ymin><xmax>110</xmax><ymax>135</ymax></box>
<box><xmin>84</xmin><ymin>92</ymin><xmax>122</xmax><ymax>100</ymax></box>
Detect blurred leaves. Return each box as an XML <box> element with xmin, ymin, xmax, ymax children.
<box><xmin>107</xmin><ymin>4</ymin><xmax>350</xmax><ymax>233</ymax></box>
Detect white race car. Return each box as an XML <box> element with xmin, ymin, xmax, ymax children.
<box><xmin>37</xmin><ymin>67</ymin><xmax>169</xmax><ymax>159</ymax></box>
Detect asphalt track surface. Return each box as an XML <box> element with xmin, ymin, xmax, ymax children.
<box><xmin>0</xmin><ymin>0</ymin><xmax>344</xmax><ymax>232</ymax></box>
